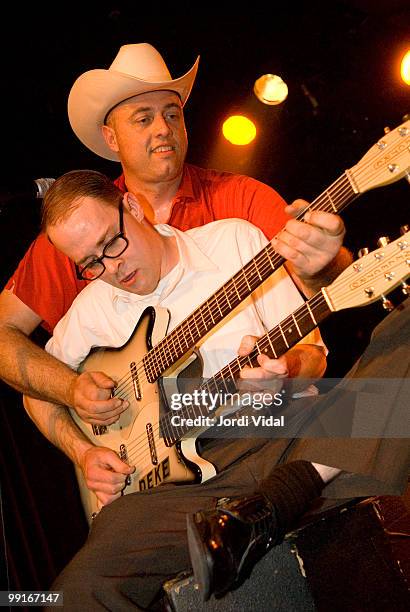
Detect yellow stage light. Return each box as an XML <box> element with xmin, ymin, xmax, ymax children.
<box><xmin>254</xmin><ymin>74</ymin><xmax>288</xmax><ymax>105</ymax></box>
<box><xmin>400</xmin><ymin>50</ymin><xmax>410</xmax><ymax>85</ymax></box>
<box><xmin>222</xmin><ymin>115</ymin><xmax>257</xmax><ymax>145</ymax></box>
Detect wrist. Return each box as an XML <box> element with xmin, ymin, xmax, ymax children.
<box><xmin>67</xmin><ymin>371</ymin><xmax>80</xmax><ymax>410</ymax></box>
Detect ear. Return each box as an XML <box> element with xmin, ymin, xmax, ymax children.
<box><xmin>123</xmin><ymin>192</ymin><xmax>144</xmax><ymax>222</ymax></box>
<box><xmin>101</xmin><ymin>124</ymin><xmax>119</xmax><ymax>153</ymax></box>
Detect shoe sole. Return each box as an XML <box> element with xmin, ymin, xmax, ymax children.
<box><xmin>186</xmin><ymin>513</ymin><xmax>214</xmax><ymax>601</ymax></box>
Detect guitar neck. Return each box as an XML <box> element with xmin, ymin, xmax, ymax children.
<box><xmin>144</xmin><ymin>173</ymin><xmax>356</xmax><ymax>382</ymax></box>
<box><xmin>162</xmin><ymin>291</ymin><xmax>332</xmax><ymax>445</ymax></box>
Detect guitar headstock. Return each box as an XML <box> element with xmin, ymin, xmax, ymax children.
<box><xmin>347</xmin><ymin>120</ymin><xmax>410</xmax><ymax>194</ymax></box>
<box><xmin>324</xmin><ymin>230</ymin><xmax>410</xmax><ymax>312</ymax></box>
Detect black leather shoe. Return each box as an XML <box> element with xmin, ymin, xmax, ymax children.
<box><xmin>186</xmin><ymin>494</ymin><xmax>281</xmax><ymax>600</ymax></box>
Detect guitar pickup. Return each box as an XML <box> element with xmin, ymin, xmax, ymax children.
<box><xmin>130</xmin><ymin>361</ymin><xmax>142</xmax><ymax>400</ymax></box>
<box><xmin>119</xmin><ymin>443</ymin><xmax>132</xmax><ymax>487</ymax></box>
<box><xmin>146</xmin><ymin>423</ymin><xmax>158</xmax><ymax>465</ymax></box>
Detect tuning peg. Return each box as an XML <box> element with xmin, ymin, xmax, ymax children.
<box><xmin>400</xmin><ymin>225</ymin><xmax>409</xmax><ymax>235</ymax></box>
<box><xmin>401</xmin><ymin>281</ymin><xmax>410</xmax><ymax>296</ymax></box>
<box><xmin>383</xmin><ymin>127</ymin><xmax>391</xmax><ymax>134</ymax></box>
<box><xmin>377</xmin><ymin>236</ymin><xmax>390</xmax><ymax>248</ymax></box>
<box><xmin>381</xmin><ymin>295</ymin><xmax>394</xmax><ymax>311</ymax></box>
<box><xmin>357</xmin><ymin>247</ymin><xmax>369</xmax><ymax>258</ymax></box>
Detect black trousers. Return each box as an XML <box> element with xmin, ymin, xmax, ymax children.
<box><xmin>51</xmin><ymin>301</ymin><xmax>410</xmax><ymax>611</ymax></box>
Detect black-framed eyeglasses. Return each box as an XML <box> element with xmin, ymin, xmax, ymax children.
<box><xmin>75</xmin><ymin>199</ymin><xmax>129</xmax><ymax>281</ymax></box>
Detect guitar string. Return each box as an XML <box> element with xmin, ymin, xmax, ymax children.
<box><xmin>111</xmin><ymin>244</ymin><xmax>407</xmax><ymax>466</ymax></box>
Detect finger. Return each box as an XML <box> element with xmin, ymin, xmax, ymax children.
<box><xmin>257</xmin><ymin>354</ymin><xmax>289</xmax><ymax>375</ymax></box>
<box><xmin>96</xmin><ymin>491</ymin><xmax>122</xmax><ymax>506</ymax></box>
<box><xmin>237</xmin><ymin>335</ymin><xmax>258</xmax><ymax>356</ymax></box>
<box><xmin>90</xmin><ymin>371</ymin><xmax>117</xmax><ymax>389</ymax></box>
<box><xmin>87</xmin><ymin>476</ymin><xmax>127</xmax><ymax>495</ymax></box>
<box><xmin>101</xmin><ymin>452</ymin><xmax>135</xmax><ymax>475</ymax></box>
<box><xmin>303</xmin><ymin>210</ymin><xmax>345</xmax><ymax>236</ymax></box>
<box><xmin>285</xmin><ymin>199</ymin><xmax>311</xmax><ymax>218</ymax></box>
<box><xmin>78</xmin><ymin>398</ymin><xmax>130</xmax><ymax>420</ymax></box>
<box><xmin>239</xmin><ymin>365</ymin><xmax>275</xmax><ymax>380</ymax></box>
<box><xmin>284</xmin><ymin>218</ymin><xmax>337</xmax><ymax>248</ymax></box>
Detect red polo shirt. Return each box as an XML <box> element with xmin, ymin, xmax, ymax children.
<box><xmin>5</xmin><ymin>164</ymin><xmax>288</xmax><ymax>333</ymax></box>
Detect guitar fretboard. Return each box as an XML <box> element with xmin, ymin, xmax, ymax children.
<box><xmin>142</xmin><ymin>173</ymin><xmax>356</xmax><ymax>383</ymax></box>
<box><xmin>161</xmin><ymin>291</ymin><xmax>332</xmax><ymax>445</ymax></box>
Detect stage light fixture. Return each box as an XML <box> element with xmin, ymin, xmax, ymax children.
<box><xmin>254</xmin><ymin>74</ymin><xmax>288</xmax><ymax>105</ymax></box>
<box><xmin>400</xmin><ymin>50</ymin><xmax>410</xmax><ymax>85</ymax></box>
<box><xmin>222</xmin><ymin>115</ymin><xmax>256</xmax><ymax>145</ymax></box>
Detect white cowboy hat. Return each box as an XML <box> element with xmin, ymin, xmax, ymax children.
<box><xmin>68</xmin><ymin>43</ymin><xmax>199</xmax><ymax>161</ymax></box>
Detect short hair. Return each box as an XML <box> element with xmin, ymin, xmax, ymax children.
<box><xmin>41</xmin><ymin>170</ymin><xmax>121</xmax><ymax>231</ymax></box>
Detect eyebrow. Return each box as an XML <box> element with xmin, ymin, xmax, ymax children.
<box><xmin>76</xmin><ymin>229</ymin><xmax>110</xmax><ymax>266</ymax></box>
<box><xmin>130</xmin><ymin>102</ymin><xmax>182</xmax><ymax>116</ymax></box>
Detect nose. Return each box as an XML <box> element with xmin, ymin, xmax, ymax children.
<box><xmin>152</xmin><ymin>113</ymin><xmax>172</xmax><ymax>137</ymax></box>
<box><xmin>103</xmin><ymin>256</ymin><xmax>123</xmax><ymax>276</ymax></box>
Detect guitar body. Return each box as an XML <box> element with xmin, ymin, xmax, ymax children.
<box><xmin>72</xmin><ymin>306</ymin><xmax>215</xmax><ymax>522</ymax></box>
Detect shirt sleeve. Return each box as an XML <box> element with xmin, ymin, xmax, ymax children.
<box><xmin>4</xmin><ymin>233</ymin><xmax>87</xmax><ymax>334</ymax></box>
<box><xmin>45</xmin><ymin>286</ymin><xmax>109</xmax><ymax>370</ymax></box>
<box><xmin>206</xmin><ymin>173</ymin><xmax>289</xmax><ymax>240</ymax></box>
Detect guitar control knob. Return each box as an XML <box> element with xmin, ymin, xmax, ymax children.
<box><xmin>402</xmin><ymin>281</ymin><xmax>410</xmax><ymax>296</ymax></box>
<box><xmin>381</xmin><ymin>295</ymin><xmax>394</xmax><ymax>311</ymax></box>
<box><xmin>357</xmin><ymin>247</ymin><xmax>369</xmax><ymax>258</ymax></box>
<box><xmin>400</xmin><ymin>225</ymin><xmax>409</xmax><ymax>235</ymax></box>
<box><xmin>377</xmin><ymin>237</ymin><xmax>390</xmax><ymax>248</ymax></box>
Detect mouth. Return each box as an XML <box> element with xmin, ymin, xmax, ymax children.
<box><xmin>120</xmin><ymin>270</ymin><xmax>138</xmax><ymax>286</ymax></box>
<box><xmin>151</xmin><ymin>145</ymin><xmax>175</xmax><ymax>155</ymax></box>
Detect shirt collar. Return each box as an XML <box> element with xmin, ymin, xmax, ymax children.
<box><xmin>115</xmin><ymin>164</ymin><xmax>196</xmax><ymax>202</ymax></box>
<box><xmin>109</xmin><ymin>224</ymin><xmax>218</xmax><ymax>304</ymax></box>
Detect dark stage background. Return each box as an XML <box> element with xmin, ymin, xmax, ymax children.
<box><xmin>0</xmin><ymin>0</ymin><xmax>409</xmax><ymax>593</ymax></box>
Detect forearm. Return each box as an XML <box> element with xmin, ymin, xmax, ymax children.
<box><xmin>24</xmin><ymin>395</ymin><xmax>93</xmax><ymax>467</ymax></box>
<box><xmin>287</xmin><ymin>246</ymin><xmax>353</xmax><ymax>297</ymax></box>
<box><xmin>0</xmin><ymin>324</ymin><xmax>78</xmax><ymax>404</ymax></box>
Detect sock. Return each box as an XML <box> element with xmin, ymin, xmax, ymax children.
<box><xmin>256</xmin><ymin>460</ymin><xmax>325</xmax><ymax>533</ymax></box>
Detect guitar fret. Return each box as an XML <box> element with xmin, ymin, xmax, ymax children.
<box><xmin>192</xmin><ymin>313</ymin><xmax>202</xmax><ymax>339</ymax></box>
<box><xmin>151</xmin><ymin>349</ymin><xmax>161</xmax><ymax>380</ymax></box>
<box><xmin>174</xmin><ymin>328</ymin><xmax>185</xmax><ymax>359</ymax></box>
<box><xmin>214</xmin><ymin>292</ymin><xmax>224</xmax><ymax>319</ymax></box>
<box><xmin>242</xmin><ymin>269</ymin><xmax>252</xmax><ymax>292</ymax></box>
<box><xmin>265</xmin><ymin>334</ymin><xmax>278</xmax><ymax>358</ymax></box>
<box><xmin>223</xmin><ymin>285</ymin><xmax>232</xmax><ymax>309</ymax></box>
<box><xmin>306</xmin><ymin>302</ymin><xmax>317</xmax><ymax>325</ymax></box>
<box><xmin>326</xmin><ymin>190</ymin><xmax>338</xmax><ymax>213</ymax></box>
<box><xmin>292</xmin><ymin>313</ymin><xmax>302</xmax><ymax>337</ymax></box>
<box><xmin>187</xmin><ymin>319</ymin><xmax>195</xmax><ymax>344</ymax></box>
<box><xmin>253</xmin><ymin>259</ymin><xmax>263</xmax><ymax>281</ymax></box>
<box><xmin>207</xmin><ymin>301</ymin><xmax>216</xmax><ymax>325</ymax></box>
<box><xmin>278</xmin><ymin>323</ymin><xmax>289</xmax><ymax>348</ymax></box>
<box><xmin>232</xmin><ymin>278</ymin><xmax>241</xmax><ymax>301</ymax></box>
<box><xmin>199</xmin><ymin>306</ymin><xmax>209</xmax><ymax>334</ymax></box>
<box><xmin>168</xmin><ymin>331</ymin><xmax>178</xmax><ymax>362</ymax></box>
<box><xmin>266</xmin><ymin>246</ymin><xmax>276</xmax><ymax>269</ymax></box>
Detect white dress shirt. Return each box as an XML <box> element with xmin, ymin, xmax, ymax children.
<box><xmin>46</xmin><ymin>219</ymin><xmax>324</xmax><ymax>377</ymax></box>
